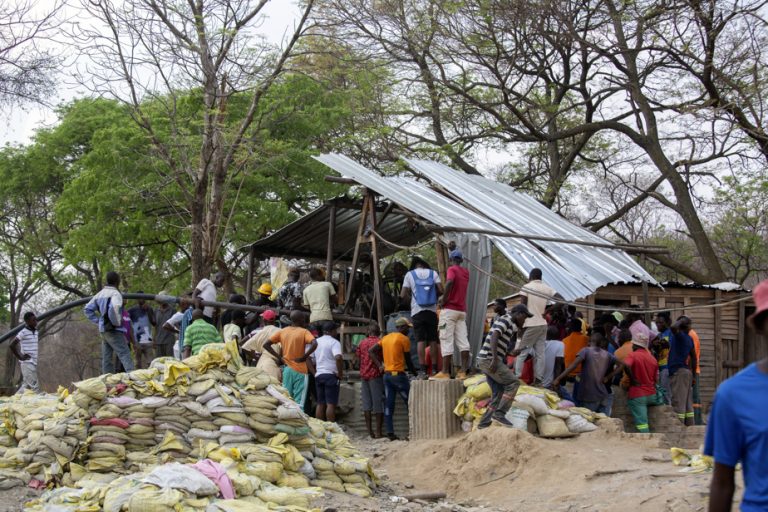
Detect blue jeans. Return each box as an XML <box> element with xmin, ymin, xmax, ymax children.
<box><xmin>384</xmin><ymin>373</ymin><xmax>410</xmax><ymax>434</ymax></box>
<box><xmin>659</xmin><ymin>367</ymin><xmax>671</xmax><ymax>405</ymax></box>
<box><xmin>101</xmin><ymin>330</ymin><xmax>134</xmax><ymax>374</ymax></box>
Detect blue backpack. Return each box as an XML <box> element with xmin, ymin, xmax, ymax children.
<box><xmin>410</xmin><ymin>269</ymin><xmax>437</xmax><ymax>307</ymax></box>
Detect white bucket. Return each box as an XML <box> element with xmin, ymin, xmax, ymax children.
<box><xmin>505</xmin><ymin>407</ymin><xmax>530</xmax><ymax>430</ymax></box>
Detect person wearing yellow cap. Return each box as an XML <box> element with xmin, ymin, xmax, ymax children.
<box><xmin>253</xmin><ymin>282</ymin><xmax>276</xmax><ymax>308</ymax></box>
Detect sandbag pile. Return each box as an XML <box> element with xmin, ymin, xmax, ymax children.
<box><xmin>454</xmin><ymin>374</ymin><xmax>605</xmax><ymax>437</ymax></box>
<box><xmin>1</xmin><ymin>340</ymin><xmax>377</xmax><ymax>510</ymax></box>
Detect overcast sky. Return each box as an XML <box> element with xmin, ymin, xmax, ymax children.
<box><xmin>0</xmin><ymin>1</ymin><xmax>303</xmax><ymax>146</ymax></box>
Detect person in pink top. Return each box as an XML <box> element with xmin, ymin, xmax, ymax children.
<box><xmin>433</xmin><ymin>249</ymin><xmax>471</xmax><ymax>380</ymax></box>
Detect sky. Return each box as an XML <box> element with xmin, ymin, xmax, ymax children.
<box><xmin>0</xmin><ymin>0</ymin><xmax>303</xmax><ymax>146</ymax></box>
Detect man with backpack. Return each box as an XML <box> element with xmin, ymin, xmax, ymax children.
<box><xmin>401</xmin><ymin>257</ymin><xmax>443</xmax><ymax>380</ymax></box>
<box><xmin>84</xmin><ymin>271</ymin><xmax>135</xmax><ymax>374</ymax></box>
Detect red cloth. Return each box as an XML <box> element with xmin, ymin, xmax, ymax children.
<box><xmin>90</xmin><ymin>417</ymin><xmax>130</xmax><ymax>429</ymax></box>
<box><xmin>356</xmin><ymin>336</ymin><xmax>383</xmax><ymax>380</ymax></box>
<box><xmin>507</xmin><ymin>355</ymin><xmax>533</xmax><ymax>384</ymax></box>
<box><xmin>443</xmin><ymin>265</ymin><xmax>469</xmax><ymax>312</ymax></box>
<box><xmin>624</xmin><ymin>348</ymin><xmax>659</xmax><ymax>399</ymax></box>
<box><xmin>424</xmin><ymin>345</ymin><xmax>443</xmax><ymax>375</ymax></box>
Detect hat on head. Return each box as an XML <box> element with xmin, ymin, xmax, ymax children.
<box><xmin>612</xmin><ymin>311</ymin><xmax>624</xmax><ymax>323</ymax></box>
<box><xmin>632</xmin><ymin>332</ymin><xmax>649</xmax><ymax>349</ymax></box>
<box><xmin>260</xmin><ymin>309</ymin><xmax>277</xmax><ymax>321</ymax></box>
<box><xmin>510</xmin><ymin>304</ymin><xmax>534</xmax><ymax>318</ymax></box>
<box><xmin>747</xmin><ymin>280</ymin><xmax>768</xmax><ymax>332</ymax></box>
<box><xmin>257</xmin><ymin>283</ymin><xmax>273</xmax><ymax>296</ymax></box>
<box><xmin>395</xmin><ymin>317</ymin><xmax>413</xmax><ymax>328</ymax></box>
<box><xmin>449</xmin><ymin>249</ymin><xmax>463</xmax><ymax>261</ymax></box>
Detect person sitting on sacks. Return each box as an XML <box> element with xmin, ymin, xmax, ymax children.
<box><xmin>263</xmin><ymin>310</ymin><xmax>318</xmax><ymax>408</ymax></box>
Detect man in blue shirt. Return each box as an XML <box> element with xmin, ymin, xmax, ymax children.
<box><xmin>84</xmin><ymin>271</ymin><xmax>135</xmax><ymax>373</ymax></box>
<box><xmin>668</xmin><ymin>315</ymin><xmax>697</xmax><ymax>426</ymax></box>
<box><xmin>705</xmin><ymin>279</ymin><xmax>768</xmax><ymax>512</ymax></box>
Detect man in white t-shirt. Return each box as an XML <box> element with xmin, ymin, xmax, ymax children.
<box><xmin>194</xmin><ymin>272</ymin><xmax>225</xmax><ymax>325</ymax></box>
<box><xmin>10</xmin><ymin>312</ymin><xmax>40</xmax><ymax>393</ymax></box>
<box><xmin>401</xmin><ymin>257</ymin><xmax>443</xmax><ymax>380</ymax></box>
<box><xmin>312</xmin><ymin>321</ymin><xmax>344</xmax><ymax>422</ymax></box>
<box><xmin>516</xmin><ymin>268</ymin><xmax>564</xmax><ymax>385</ymax></box>
<box><xmin>541</xmin><ymin>325</ymin><xmax>565</xmax><ymax>389</ymax></box>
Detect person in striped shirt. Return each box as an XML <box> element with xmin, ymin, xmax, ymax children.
<box><xmin>10</xmin><ymin>312</ymin><xmax>40</xmax><ymax>393</ymax></box>
<box><xmin>476</xmin><ymin>304</ymin><xmax>533</xmax><ymax>429</ymax></box>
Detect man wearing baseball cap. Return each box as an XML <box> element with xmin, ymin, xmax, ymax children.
<box><xmin>433</xmin><ymin>248</ymin><xmax>471</xmax><ymax>380</ymax></box>
<box><xmin>242</xmin><ymin>309</ymin><xmax>282</xmax><ymax>380</ymax></box>
<box><xmin>476</xmin><ymin>304</ymin><xmax>532</xmax><ymax>428</ymax></box>
<box><xmin>369</xmin><ymin>317</ymin><xmax>417</xmax><ymax>440</ymax></box>
<box><xmin>618</xmin><ymin>332</ymin><xmax>662</xmax><ymax>433</ymax></box>
<box><xmin>706</xmin><ymin>280</ymin><xmax>768</xmax><ymax>512</ymax></box>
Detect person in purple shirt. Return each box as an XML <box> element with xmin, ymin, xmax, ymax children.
<box><xmin>705</xmin><ymin>280</ymin><xmax>768</xmax><ymax>512</ymax></box>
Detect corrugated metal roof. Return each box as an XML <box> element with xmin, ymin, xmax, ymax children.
<box><xmin>313</xmin><ymin>154</ymin><xmax>504</xmax><ymax>233</ymax></box>
<box><xmin>404</xmin><ymin>158</ymin><xmax>656</xmax><ymax>299</ymax></box>
<box><xmin>249</xmin><ymin>201</ymin><xmax>431</xmax><ymax>261</ymax></box>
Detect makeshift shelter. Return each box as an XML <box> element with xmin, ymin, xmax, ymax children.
<box><xmin>244</xmin><ymin>153</ymin><xmax>659</xmax><ymax>359</ymax></box>
<box><xmin>493</xmin><ymin>281</ymin><xmax>759</xmax><ymax>415</ymax></box>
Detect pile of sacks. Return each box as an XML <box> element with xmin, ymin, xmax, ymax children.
<box><xmin>0</xmin><ymin>340</ymin><xmax>377</xmax><ymax>510</ymax></box>
<box><xmin>454</xmin><ymin>374</ymin><xmax>608</xmax><ymax>437</ymax></box>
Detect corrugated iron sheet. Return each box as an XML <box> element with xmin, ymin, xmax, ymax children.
<box><xmin>250</xmin><ymin>202</ymin><xmax>431</xmax><ymax>261</ymax></box>
<box><xmin>404</xmin><ymin>158</ymin><xmax>656</xmax><ymax>299</ymax></box>
<box><xmin>313</xmin><ymin>154</ymin><xmax>503</xmax><ymax>233</ymax></box>
<box><xmin>408</xmin><ymin>380</ymin><xmax>465</xmax><ymax>440</ymax></box>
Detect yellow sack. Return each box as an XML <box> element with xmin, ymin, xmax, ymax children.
<box><xmin>344</xmin><ymin>483</ymin><xmax>373</xmax><ymax>497</ymax></box>
<box><xmin>466</xmin><ymin>382</ymin><xmax>491</xmax><ymax>400</ymax></box>
<box><xmin>162</xmin><ymin>361</ymin><xmax>191</xmax><ymax>386</ymax></box>
<box><xmin>277</xmin><ymin>471</ymin><xmax>309</xmax><ymax>488</ymax></box>
<box><xmin>74</xmin><ymin>378</ymin><xmax>107</xmax><ymax>400</ymax></box>
<box><xmin>241</xmin><ymin>461</ymin><xmax>283</xmax><ymax>483</ymax></box>
<box><xmin>463</xmin><ymin>373</ymin><xmax>487</xmax><ymax>388</ymax></box>
<box><xmin>151</xmin><ymin>432</ymin><xmax>184</xmax><ymax>454</ymax></box>
<box><xmin>127</xmin><ymin>487</ymin><xmax>183</xmax><ymax>512</ymax></box>
<box><xmin>518</xmin><ymin>385</ymin><xmax>561</xmax><ymax>408</ymax></box>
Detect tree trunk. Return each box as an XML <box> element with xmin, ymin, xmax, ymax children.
<box><xmin>606</xmin><ymin>0</ymin><xmax>727</xmax><ymax>283</ymax></box>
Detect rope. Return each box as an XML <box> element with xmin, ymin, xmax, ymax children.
<box><xmin>371</xmin><ymin>230</ymin><xmax>753</xmax><ymax>315</ymax></box>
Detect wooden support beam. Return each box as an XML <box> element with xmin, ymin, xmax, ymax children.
<box><xmin>245</xmin><ymin>245</ymin><xmax>256</xmax><ymax>301</ymax></box>
<box><xmin>368</xmin><ymin>191</ymin><xmax>385</xmax><ymax>329</ymax></box>
<box><xmin>714</xmin><ymin>290</ymin><xmax>722</xmax><ymax>385</ymax></box>
<box><xmin>326</xmin><ymin>205</ymin><xmax>337</xmax><ymax>282</ymax></box>
<box><xmin>344</xmin><ymin>194</ymin><xmax>370</xmax><ymax>315</ymax></box>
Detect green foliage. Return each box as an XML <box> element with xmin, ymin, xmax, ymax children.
<box><xmin>0</xmin><ymin>67</ymin><xmax>380</xmax><ymax>298</ymax></box>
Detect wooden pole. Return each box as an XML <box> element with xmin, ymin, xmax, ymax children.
<box><xmin>245</xmin><ymin>245</ymin><xmax>256</xmax><ymax>301</ymax></box>
<box><xmin>326</xmin><ymin>205</ymin><xmax>337</xmax><ymax>282</ymax></box>
<box><xmin>642</xmin><ymin>255</ymin><xmax>650</xmax><ymax>325</ymax></box>
<box><xmin>435</xmin><ymin>238</ymin><xmax>447</xmax><ymax>283</ymax></box>
<box><xmin>368</xmin><ymin>191</ymin><xmax>385</xmax><ymax>329</ymax></box>
<box><xmin>344</xmin><ymin>194</ymin><xmax>369</xmax><ymax>314</ymax></box>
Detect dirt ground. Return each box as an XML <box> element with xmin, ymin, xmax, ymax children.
<box><xmin>0</xmin><ymin>426</ymin><xmax>738</xmax><ymax>512</ymax></box>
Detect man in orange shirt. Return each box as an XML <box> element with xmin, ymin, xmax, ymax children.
<box><xmin>263</xmin><ymin>310</ymin><xmax>318</xmax><ymax>408</ymax></box>
<box><xmin>561</xmin><ymin>318</ymin><xmax>589</xmax><ymax>399</ymax></box>
<box><xmin>689</xmin><ymin>324</ymin><xmax>703</xmax><ymax>425</ymax></box>
<box><xmin>369</xmin><ymin>317</ymin><xmax>417</xmax><ymax>440</ymax></box>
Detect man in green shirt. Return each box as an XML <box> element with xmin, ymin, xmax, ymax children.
<box><xmin>183</xmin><ymin>309</ymin><xmax>222</xmax><ymax>357</ymax></box>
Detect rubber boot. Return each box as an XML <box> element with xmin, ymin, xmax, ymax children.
<box><xmin>477</xmin><ymin>408</ymin><xmax>495</xmax><ymax>429</ymax></box>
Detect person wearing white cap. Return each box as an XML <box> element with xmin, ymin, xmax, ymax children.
<box><xmin>706</xmin><ymin>280</ymin><xmax>768</xmax><ymax>512</ymax></box>
<box><xmin>618</xmin><ymin>332</ymin><xmax>662</xmax><ymax>433</ymax></box>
